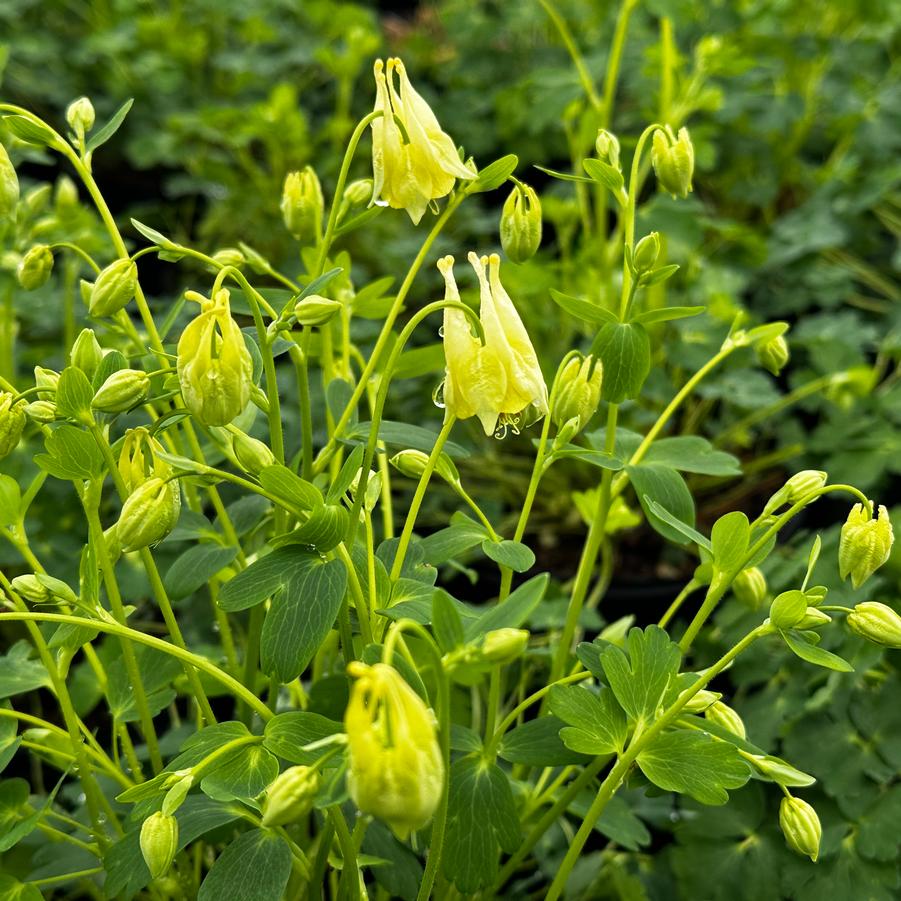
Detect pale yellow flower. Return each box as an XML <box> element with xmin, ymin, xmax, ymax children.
<box><xmin>371</xmin><ymin>58</ymin><xmax>476</xmax><ymax>225</ymax></box>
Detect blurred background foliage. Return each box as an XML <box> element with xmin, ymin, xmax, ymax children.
<box><xmin>1</xmin><ymin>1</ymin><xmax>900</xmax><ymax>898</ymax></box>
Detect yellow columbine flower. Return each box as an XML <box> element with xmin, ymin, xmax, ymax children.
<box><xmin>176</xmin><ymin>288</ymin><xmax>253</xmax><ymax>427</ymax></box>
<box><xmin>371</xmin><ymin>58</ymin><xmax>476</xmax><ymax>225</ymax></box>
<box><xmin>438</xmin><ymin>252</ymin><xmax>547</xmax><ymax>437</ymax></box>
<box><xmin>345</xmin><ymin>662</ymin><xmax>444</xmax><ymax>840</ymax></box>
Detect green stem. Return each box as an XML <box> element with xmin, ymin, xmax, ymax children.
<box><xmin>329</xmin><ymin>807</ymin><xmax>361</xmax><ymax>901</ymax></box>
<box><xmin>601</xmin><ymin>0</ymin><xmax>639</xmax><ymax>128</ymax></box>
<box><xmin>538</xmin><ymin>0</ymin><xmax>603</xmax><ymax>112</ymax></box>
<box><xmin>658</xmin><ymin>579</ymin><xmax>700</xmax><ymax>629</ymax></box>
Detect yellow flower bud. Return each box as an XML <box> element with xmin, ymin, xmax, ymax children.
<box><xmin>763</xmin><ymin>470</ymin><xmax>828</xmax><ymax>515</ymax></box>
<box><xmin>651</xmin><ymin>126</ymin><xmax>694</xmax><ymax>198</ymax></box>
<box><xmin>88</xmin><ymin>259</ymin><xmax>138</xmax><ymax>317</ymax></box>
<box><xmin>500</xmin><ymin>183</ymin><xmax>542</xmax><ymax>264</ymax></box>
<box><xmin>438</xmin><ymin>253</ymin><xmax>547</xmax><ymax>437</ymax></box>
<box><xmin>779</xmin><ymin>796</ymin><xmax>821</xmax><ymax>862</ymax></box>
<box><xmin>231</xmin><ymin>430</ymin><xmax>276</xmax><ymax>475</ymax></box>
<box><xmin>91</xmin><ymin>369</ymin><xmax>150</xmax><ymax>414</ymax></box>
<box><xmin>551</xmin><ymin>354</ymin><xmax>602</xmax><ymax>435</ymax></box>
<box><xmin>176</xmin><ymin>289</ymin><xmax>253</xmax><ymax>427</ymax></box>
<box><xmin>0</xmin><ymin>141</ymin><xmax>19</xmax><ymax>221</ymax></box>
<box><xmin>846</xmin><ymin>601</ymin><xmax>901</xmax><ymax>648</ymax></box>
<box><xmin>17</xmin><ymin>245</ymin><xmax>54</xmax><ymax>290</ymax></box>
<box><xmin>25</xmin><ymin>400</ymin><xmax>55</xmax><ymax>424</ymax></box>
<box><xmin>66</xmin><ymin>97</ymin><xmax>95</xmax><ymax>134</ymax></box>
<box><xmin>704</xmin><ymin>701</ymin><xmax>746</xmax><ymax>739</ymax></box>
<box><xmin>118</xmin><ymin>428</ymin><xmax>171</xmax><ymax>493</ymax></box>
<box><xmin>632</xmin><ymin>232</ymin><xmax>661</xmax><ymax>274</ymax></box>
<box><xmin>481</xmin><ymin>628</ymin><xmax>529</xmax><ymax>664</ymax></box>
<box><xmin>211</xmin><ymin>247</ymin><xmax>245</xmax><ymax>269</ymax></box>
<box><xmin>117</xmin><ymin>477</ymin><xmax>181</xmax><ymax>553</ymax></box>
<box><xmin>595</xmin><ymin>129</ymin><xmax>621</xmax><ymax>168</ymax></box>
<box><xmin>0</xmin><ymin>392</ymin><xmax>26</xmax><ymax>459</ymax></box>
<box><xmin>261</xmin><ymin>766</ymin><xmax>321</xmax><ymax>827</ymax></box>
<box><xmin>757</xmin><ymin>334</ymin><xmax>790</xmax><ymax>376</ymax></box>
<box><xmin>293</xmin><ymin>295</ymin><xmax>343</xmax><ymax>326</ymax></box>
<box><xmin>345</xmin><ymin>662</ymin><xmax>444</xmax><ymax>839</ymax></box>
<box><xmin>733</xmin><ymin>567</ymin><xmax>767</xmax><ymax>608</ymax></box>
<box><xmin>281</xmin><ymin>166</ymin><xmax>324</xmax><ymax>243</ymax></box>
<box><xmin>371</xmin><ymin>58</ymin><xmax>477</xmax><ymax>225</ymax></box>
<box><xmin>69</xmin><ymin>328</ymin><xmax>104</xmax><ymax>379</ymax></box>
<box><xmin>839</xmin><ymin>504</ymin><xmax>894</xmax><ymax>589</ymax></box>
<box><xmin>140</xmin><ymin>811</ymin><xmax>179</xmax><ymax>880</ymax></box>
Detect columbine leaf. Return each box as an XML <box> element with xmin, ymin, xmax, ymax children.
<box><xmin>548</xmin><ymin>684</ymin><xmax>627</xmax><ymax>755</ymax></box>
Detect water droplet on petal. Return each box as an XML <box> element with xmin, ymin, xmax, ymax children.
<box><xmin>432</xmin><ymin>380</ymin><xmax>446</xmax><ymax>409</ymax></box>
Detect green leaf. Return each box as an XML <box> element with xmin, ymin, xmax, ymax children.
<box><xmin>632</xmin><ymin>304</ymin><xmax>704</xmax><ymax>325</ymax></box>
<box><xmin>86</xmin><ymin>98</ymin><xmax>134</xmax><ymax>152</ymax></box>
<box><xmin>549</xmin><ymin>289</ymin><xmax>619</xmax><ymax>326</ymax></box>
<box><xmin>55</xmin><ymin>367</ymin><xmax>94</xmax><ymax>420</ymax></box>
<box><xmin>601</xmin><ymin>626</ymin><xmax>681</xmax><ymax>723</ymax></box>
<box><xmin>164</xmin><ymin>545</ymin><xmax>238</xmax><ymax>599</ymax></box>
<box><xmin>431</xmin><ymin>589</ymin><xmax>465</xmax><ymax>652</ymax></box>
<box><xmin>35</xmin><ymin>425</ymin><xmax>104</xmax><ymax>481</ymax></box>
<box><xmin>637</xmin><ymin>730</ymin><xmax>750</xmax><ymax>805</ymax></box>
<box><xmin>218</xmin><ymin>546</ymin><xmax>320</xmax><ymax>612</ymax></box>
<box><xmin>262</xmin><ymin>712</ymin><xmax>343</xmax><ymax>765</ymax></box>
<box><xmin>2</xmin><ymin>115</ymin><xmax>57</xmax><ymax>147</ymax></box>
<box><xmin>0</xmin><ymin>876</ymin><xmax>42</xmax><ymax>901</ymax></box>
<box><xmin>472</xmin><ymin>154</ymin><xmax>519</xmax><ymax>192</ymax></box>
<box><xmin>281</xmin><ymin>504</ymin><xmax>349</xmax><ymax>552</ymax></box>
<box><xmin>643</xmin><ymin>436</ymin><xmax>741</xmax><ymax>476</ymax></box>
<box><xmin>260</xmin><ymin>557</ymin><xmax>348</xmax><ymax>682</ymax></box>
<box><xmin>393</xmin><ymin>342</ymin><xmax>445</xmax><ymax>378</ymax></box>
<box><xmin>0</xmin><ymin>717</ymin><xmax>21</xmax><ymax>776</ymax></box>
<box><xmin>198</xmin><ymin>829</ymin><xmax>292</xmax><ymax>901</ymax></box>
<box><xmin>0</xmin><ymin>475</ymin><xmax>21</xmax><ymax>527</ymax></box>
<box><xmin>534</xmin><ymin>164</ymin><xmax>596</xmax><ymax>185</ymax></box>
<box><xmin>782</xmin><ymin>630</ymin><xmax>853</xmax><ymax>672</ymax></box>
<box><xmin>645</xmin><ymin>499</ymin><xmax>711</xmax><ymax>549</ymax></box>
<box><xmin>628</xmin><ymin>463</ymin><xmax>696</xmax><ymax>545</ymax></box>
<box><xmin>417</xmin><ymin>519</ymin><xmax>487</xmax><ymax>565</ymax></box>
<box><xmin>443</xmin><ymin>757</ymin><xmax>520</xmax><ymax>893</ymax></box>
<box><xmin>200</xmin><ymin>744</ymin><xmax>279</xmax><ymax>802</ymax></box>
<box><xmin>343</xmin><ymin>420</ymin><xmax>469</xmax><ymax>459</ymax></box>
<box><xmin>463</xmin><ymin>573</ymin><xmax>548</xmax><ymax>640</ymax></box>
<box><xmin>637</xmin><ymin>264</ymin><xmax>681</xmax><ymax>287</ymax></box>
<box><xmin>362</xmin><ymin>820</ymin><xmax>424</xmax><ymax>901</ymax></box>
<box><xmin>591</xmin><ymin>322</ymin><xmax>651</xmax><ymax>403</ymax></box>
<box><xmin>498</xmin><ymin>717</ymin><xmax>591</xmax><ymax>766</ymax></box>
<box><xmin>0</xmin><ymin>642</ymin><xmax>52</xmax><ymax>699</ymax></box>
<box><xmin>481</xmin><ymin>538</ymin><xmax>535</xmax><ymax>573</ymax></box>
<box><xmin>548</xmin><ymin>446</ymin><xmax>624</xmax><ymax>470</ymax></box>
<box><xmin>0</xmin><ymin>770</ymin><xmax>67</xmax><ymax>852</ymax></box>
<box><xmin>107</xmin><ymin>645</ymin><xmax>182</xmax><ymax>723</ymax></box>
<box><xmin>548</xmin><ymin>684</ymin><xmax>627</xmax><ymax>755</ymax></box>
<box><xmin>582</xmin><ymin>157</ymin><xmax>625</xmax><ymax>193</ymax></box>
<box><xmin>710</xmin><ymin>511</ymin><xmax>751</xmax><ymax>573</ymax></box>
<box><xmin>130</xmin><ymin>218</ymin><xmax>180</xmax><ymax>251</ymax></box>
<box><xmin>326</xmin><ymin>446</ymin><xmax>365</xmax><ymax>505</ymax></box>
<box><xmin>258</xmin><ymin>465</ymin><xmax>323</xmax><ymax>513</ymax></box>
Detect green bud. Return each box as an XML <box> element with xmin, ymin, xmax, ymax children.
<box><xmin>139</xmin><ymin>811</ymin><xmax>179</xmax><ymax>880</ymax></box>
<box><xmin>55</xmin><ymin>175</ymin><xmax>80</xmax><ymax>212</ymax></box>
<box><xmin>349</xmin><ymin>469</ymin><xmax>382</xmax><ymax>513</ymax></box>
<box><xmin>342</xmin><ymin>178</ymin><xmax>373</xmax><ymax>208</ymax></box>
<box><xmin>281</xmin><ymin>166</ymin><xmax>323</xmax><ymax>243</ymax></box>
<box><xmin>70</xmin><ymin>328</ymin><xmax>104</xmax><ymax>378</ymax></box>
<box><xmin>595</xmin><ymin>130</ymin><xmax>621</xmax><ymax>168</ymax></box>
<box><xmin>17</xmin><ymin>245</ymin><xmax>54</xmax><ymax>290</ymax></box>
<box><xmin>33</xmin><ymin>367</ymin><xmax>60</xmax><ymax>394</ymax></box>
<box><xmin>500</xmin><ymin>183</ymin><xmax>542</xmax><ymax>264</ymax></box>
<box><xmin>757</xmin><ymin>334</ymin><xmax>790</xmax><ymax>376</ymax></box>
<box><xmin>481</xmin><ymin>628</ymin><xmax>529</xmax><ymax>664</ymax></box>
<box><xmin>0</xmin><ymin>142</ymin><xmax>19</xmax><ymax>221</ymax></box>
<box><xmin>261</xmin><ymin>766</ymin><xmax>321</xmax><ymax>827</ymax></box>
<box><xmin>846</xmin><ymin>601</ymin><xmax>901</xmax><ymax>648</ymax></box>
<box><xmin>743</xmin><ymin>753</ymin><xmax>815</xmax><ymax>788</ymax></box>
<box><xmin>10</xmin><ymin>573</ymin><xmax>78</xmax><ymax>606</ymax></box>
<box><xmin>293</xmin><ymin>295</ymin><xmax>343</xmax><ymax>326</ymax></box>
<box><xmin>762</xmin><ymin>470</ymin><xmax>827</xmax><ymax>515</ymax></box>
<box><xmin>704</xmin><ymin>701</ymin><xmax>746</xmax><ymax>739</ymax></box>
<box><xmin>117</xmin><ymin>477</ymin><xmax>181</xmax><ymax>553</ymax></box>
<box><xmin>212</xmin><ymin>247</ymin><xmax>245</xmax><ymax>269</ymax></box>
<box><xmin>733</xmin><ymin>567</ymin><xmax>767</xmax><ymax>608</ymax></box>
<box><xmin>389</xmin><ymin>449</ymin><xmax>460</xmax><ymax>486</ymax></box>
<box><xmin>66</xmin><ymin>97</ymin><xmax>96</xmax><ymax>134</ymax></box>
<box><xmin>632</xmin><ymin>232</ymin><xmax>661</xmax><ymax>274</ymax></box>
<box><xmin>779</xmin><ymin>796</ymin><xmax>821</xmax><ymax>862</ymax></box>
<box><xmin>231</xmin><ymin>430</ymin><xmax>276</xmax><ymax>475</ymax></box>
<box><xmin>551</xmin><ymin>354</ymin><xmax>603</xmax><ymax>435</ymax></box>
<box><xmin>0</xmin><ymin>392</ymin><xmax>27</xmax><ymax>459</ymax></box>
<box><xmin>25</xmin><ymin>184</ymin><xmax>51</xmax><ymax>217</ymax></box>
<box><xmin>797</xmin><ymin>607</ymin><xmax>831</xmax><ymax>630</ymax></box>
<box><xmin>839</xmin><ymin>504</ymin><xmax>894</xmax><ymax>589</ymax></box>
<box><xmin>88</xmin><ymin>259</ymin><xmax>138</xmax><ymax>317</ymax></box>
<box><xmin>25</xmin><ymin>400</ymin><xmax>56</xmax><ymax>423</ymax></box>
<box><xmin>91</xmin><ymin>369</ymin><xmax>150</xmax><ymax>414</ymax></box>
<box><xmin>651</xmin><ymin>126</ymin><xmax>694</xmax><ymax>198</ymax></box>
<box><xmin>680</xmin><ymin>688</ymin><xmax>721</xmax><ymax>713</ymax></box>
<box><xmin>161</xmin><ymin>773</ymin><xmax>193</xmax><ymax>816</ymax></box>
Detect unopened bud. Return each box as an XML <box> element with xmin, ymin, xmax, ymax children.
<box><xmin>33</xmin><ymin>367</ymin><xmax>60</xmax><ymax>394</ymax></box>
<box><xmin>261</xmin><ymin>766</ymin><xmax>321</xmax><ymax>827</ymax></box>
<box><xmin>797</xmin><ymin>607</ymin><xmax>831</xmax><ymax>629</ymax></box>
<box><xmin>680</xmin><ymin>688</ymin><xmax>721</xmax><ymax>713</ymax></box>
<box><xmin>846</xmin><ymin>601</ymin><xmax>901</xmax><ymax>648</ymax></box>
<box><xmin>211</xmin><ymin>247</ymin><xmax>245</xmax><ymax>269</ymax></box>
<box><xmin>70</xmin><ymin>328</ymin><xmax>104</xmax><ymax>378</ymax></box>
<box><xmin>281</xmin><ymin>167</ymin><xmax>323</xmax><ymax>243</ymax></box>
<box><xmin>231</xmin><ymin>431</ymin><xmax>276</xmax><ymax>475</ymax></box>
<box><xmin>91</xmin><ymin>370</ymin><xmax>150</xmax><ymax>413</ymax></box>
<box><xmin>139</xmin><ymin>811</ymin><xmax>179</xmax><ymax>880</ymax></box>
<box><xmin>481</xmin><ymin>628</ymin><xmax>529</xmax><ymax>664</ymax></box>
<box><xmin>293</xmin><ymin>295</ymin><xmax>342</xmax><ymax>326</ymax></box>
<box><xmin>117</xmin><ymin>478</ymin><xmax>181</xmax><ymax>553</ymax></box>
<box><xmin>763</xmin><ymin>470</ymin><xmax>827</xmax><ymax>515</ymax></box>
<box><xmin>651</xmin><ymin>126</ymin><xmax>694</xmax><ymax>198</ymax></box>
<box><xmin>0</xmin><ymin>392</ymin><xmax>26</xmax><ymax>459</ymax></box>
<box><xmin>551</xmin><ymin>354</ymin><xmax>602</xmax><ymax>434</ymax></box>
<box><xmin>66</xmin><ymin>97</ymin><xmax>96</xmax><ymax>135</ymax></box>
<box><xmin>733</xmin><ymin>567</ymin><xmax>767</xmax><ymax>608</ymax></box>
<box><xmin>757</xmin><ymin>334</ymin><xmax>790</xmax><ymax>376</ymax></box>
<box><xmin>500</xmin><ymin>183</ymin><xmax>542</xmax><ymax>264</ymax></box>
<box><xmin>704</xmin><ymin>701</ymin><xmax>746</xmax><ymax>739</ymax></box>
<box><xmin>595</xmin><ymin>130</ymin><xmax>621</xmax><ymax>168</ymax></box>
<box><xmin>632</xmin><ymin>232</ymin><xmax>661</xmax><ymax>274</ymax></box>
<box><xmin>343</xmin><ymin>178</ymin><xmax>373</xmax><ymax>207</ymax></box>
<box><xmin>839</xmin><ymin>504</ymin><xmax>894</xmax><ymax>589</ymax></box>
<box><xmin>25</xmin><ymin>400</ymin><xmax>55</xmax><ymax>423</ymax></box>
<box><xmin>118</xmin><ymin>427</ymin><xmax>170</xmax><ymax>492</ymax></box>
<box><xmin>10</xmin><ymin>573</ymin><xmax>78</xmax><ymax>605</ymax></box>
<box><xmin>88</xmin><ymin>259</ymin><xmax>138</xmax><ymax>317</ymax></box>
<box><xmin>779</xmin><ymin>796</ymin><xmax>821</xmax><ymax>862</ymax></box>
<box><xmin>0</xmin><ymin>142</ymin><xmax>19</xmax><ymax>221</ymax></box>
<box><xmin>389</xmin><ymin>449</ymin><xmax>459</xmax><ymax>486</ymax></box>
<box><xmin>17</xmin><ymin>245</ymin><xmax>54</xmax><ymax>290</ymax></box>
<box><xmin>55</xmin><ymin>175</ymin><xmax>80</xmax><ymax>212</ymax></box>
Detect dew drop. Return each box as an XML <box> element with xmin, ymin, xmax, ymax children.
<box><xmin>432</xmin><ymin>380</ymin><xmax>446</xmax><ymax>409</ymax></box>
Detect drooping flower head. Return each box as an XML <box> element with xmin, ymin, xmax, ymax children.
<box><xmin>439</xmin><ymin>253</ymin><xmax>547</xmax><ymax>437</ymax></box>
<box><xmin>345</xmin><ymin>662</ymin><xmax>444</xmax><ymax>839</ymax></box>
<box><xmin>371</xmin><ymin>58</ymin><xmax>476</xmax><ymax>225</ymax></box>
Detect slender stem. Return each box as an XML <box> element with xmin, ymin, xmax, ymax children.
<box><xmin>329</xmin><ymin>807</ymin><xmax>361</xmax><ymax>901</ymax></box>
<box><xmin>538</xmin><ymin>0</ymin><xmax>603</xmax><ymax>112</ymax></box>
<box><xmin>30</xmin><ymin>868</ymin><xmax>104</xmax><ymax>888</ymax></box>
<box><xmin>601</xmin><ymin>0</ymin><xmax>639</xmax><ymax>128</ymax></box>
<box><xmin>658</xmin><ymin>579</ymin><xmax>700</xmax><ymax>629</ymax></box>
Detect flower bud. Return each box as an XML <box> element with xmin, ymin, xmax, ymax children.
<box><xmin>762</xmin><ymin>470</ymin><xmax>827</xmax><ymax>515</ymax></box>
<box><xmin>757</xmin><ymin>334</ymin><xmax>790</xmax><ymax>376</ymax></box>
<box><xmin>0</xmin><ymin>142</ymin><xmax>19</xmax><ymax>221</ymax></box>
<box><xmin>117</xmin><ymin>478</ymin><xmax>181</xmax><ymax>553</ymax></box>
<box><xmin>632</xmin><ymin>232</ymin><xmax>661</xmax><ymax>274</ymax></box>
<box><xmin>281</xmin><ymin>167</ymin><xmax>323</xmax><ymax>243</ymax></box>
<box><xmin>481</xmin><ymin>628</ymin><xmax>529</xmax><ymax>664</ymax></box>
<box><xmin>25</xmin><ymin>185</ymin><xmax>51</xmax><ymax>217</ymax></box>
<box><xmin>704</xmin><ymin>701</ymin><xmax>746</xmax><ymax>739</ymax></box>
<box><xmin>779</xmin><ymin>796</ymin><xmax>821</xmax><ymax>862</ymax></box>
<box><xmin>349</xmin><ymin>469</ymin><xmax>382</xmax><ymax>514</ymax></box>
<box><xmin>88</xmin><ymin>259</ymin><xmax>138</xmax><ymax>317</ymax></box>
<box><xmin>651</xmin><ymin>126</ymin><xmax>694</xmax><ymax>198</ymax></box>
<box><xmin>55</xmin><ymin>175</ymin><xmax>80</xmax><ymax>212</ymax></box>
<box><xmin>595</xmin><ymin>130</ymin><xmax>621</xmax><ymax>168</ymax></box>
<box><xmin>389</xmin><ymin>449</ymin><xmax>459</xmax><ymax>486</ymax></box>
<box><xmin>0</xmin><ymin>392</ymin><xmax>27</xmax><ymax>459</ymax></box>
<box><xmin>733</xmin><ymin>567</ymin><xmax>767</xmax><ymax>608</ymax></box>
<box><xmin>211</xmin><ymin>247</ymin><xmax>245</xmax><ymax>269</ymax></box>
<box><xmin>342</xmin><ymin>178</ymin><xmax>373</xmax><ymax>208</ymax></box>
<box><xmin>846</xmin><ymin>601</ymin><xmax>901</xmax><ymax>648</ymax></box>
<box><xmin>33</xmin><ymin>367</ymin><xmax>60</xmax><ymax>395</ymax></box>
<box><xmin>500</xmin><ymin>183</ymin><xmax>542</xmax><ymax>264</ymax></box>
<box><xmin>66</xmin><ymin>97</ymin><xmax>96</xmax><ymax>134</ymax></box>
<box><xmin>69</xmin><ymin>328</ymin><xmax>104</xmax><ymax>379</ymax></box>
<box><xmin>140</xmin><ymin>811</ymin><xmax>179</xmax><ymax>880</ymax></box>
<box><xmin>231</xmin><ymin>431</ymin><xmax>276</xmax><ymax>475</ymax></box>
<box><xmin>345</xmin><ymin>662</ymin><xmax>444</xmax><ymax>839</ymax></box>
<box><xmin>797</xmin><ymin>607</ymin><xmax>831</xmax><ymax>630</ymax></box>
<box><xmin>10</xmin><ymin>573</ymin><xmax>78</xmax><ymax>606</ymax></box>
<box><xmin>839</xmin><ymin>504</ymin><xmax>894</xmax><ymax>589</ymax></box>
<box><xmin>551</xmin><ymin>354</ymin><xmax>602</xmax><ymax>435</ymax></box>
<box><xmin>293</xmin><ymin>295</ymin><xmax>343</xmax><ymax>327</ymax></box>
<box><xmin>680</xmin><ymin>688</ymin><xmax>721</xmax><ymax>713</ymax></box>
<box><xmin>161</xmin><ymin>772</ymin><xmax>193</xmax><ymax>816</ymax></box>
<box><xmin>118</xmin><ymin>427</ymin><xmax>170</xmax><ymax>492</ymax></box>
<box><xmin>261</xmin><ymin>766</ymin><xmax>321</xmax><ymax>827</ymax></box>
<box><xmin>25</xmin><ymin>400</ymin><xmax>55</xmax><ymax>423</ymax></box>
<box><xmin>17</xmin><ymin>245</ymin><xmax>54</xmax><ymax>290</ymax></box>
<box><xmin>91</xmin><ymin>370</ymin><xmax>150</xmax><ymax>414</ymax></box>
